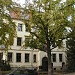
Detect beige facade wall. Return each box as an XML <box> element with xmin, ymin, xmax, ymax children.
<box><xmin>0</xmin><ymin>19</ymin><xmax>67</xmax><ymax>71</ymax></box>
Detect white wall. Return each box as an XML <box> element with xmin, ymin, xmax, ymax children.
<box><xmin>0</xmin><ymin>19</ymin><xmax>67</xmax><ymax>70</ymax></box>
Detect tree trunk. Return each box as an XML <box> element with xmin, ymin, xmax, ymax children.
<box><xmin>47</xmin><ymin>49</ymin><xmax>52</xmax><ymax>75</ymax></box>
<box><xmin>45</xmin><ymin>25</ymin><xmax>52</xmax><ymax>75</ymax></box>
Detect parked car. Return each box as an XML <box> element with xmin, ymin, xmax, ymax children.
<box><xmin>6</xmin><ymin>68</ymin><xmax>38</xmax><ymax>75</ymax></box>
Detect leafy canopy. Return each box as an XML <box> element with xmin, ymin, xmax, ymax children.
<box><xmin>24</xmin><ymin>0</ymin><xmax>75</xmax><ymax>50</ymax></box>
<box><xmin>0</xmin><ymin>0</ymin><xmax>16</xmax><ymax>48</ymax></box>
<box><xmin>66</xmin><ymin>27</ymin><xmax>75</xmax><ymax>72</ymax></box>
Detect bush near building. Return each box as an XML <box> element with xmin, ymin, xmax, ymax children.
<box><xmin>0</xmin><ymin>60</ymin><xmax>11</xmax><ymax>71</ymax></box>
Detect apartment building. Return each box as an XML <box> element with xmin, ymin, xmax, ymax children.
<box><xmin>0</xmin><ymin>11</ymin><xmax>67</xmax><ymax>71</ymax></box>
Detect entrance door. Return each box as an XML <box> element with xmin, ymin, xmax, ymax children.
<box><xmin>42</xmin><ymin>57</ymin><xmax>48</xmax><ymax>71</ymax></box>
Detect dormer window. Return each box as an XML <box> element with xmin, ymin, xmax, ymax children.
<box><xmin>18</xmin><ymin>23</ymin><xmax>22</xmax><ymax>31</ymax></box>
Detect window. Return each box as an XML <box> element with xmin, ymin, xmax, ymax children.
<box><xmin>25</xmin><ymin>36</ymin><xmax>31</xmax><ymax>48</ymax></box>
<box><xmin>25</xmin><ymin>36</ymin><xmax>31</xmax><ymax>42</ymax></box>
<box><xmin>33</xmin><ymin>54</ymin><xmax>36</xmax><ymax>62</ymax></box>
<box><xmin>16</xmin><ymin>53</ymin><xmax>21</xmax><ymax>62</ymax></box>
<box><xmin>26</xmin><ymin>24</ymin><xmax>29</xmax><ymax>31</ymax></box>
<box><xmin>17</xmin><ymin>37</ymin><xmax>22</xmax><ymax>46</ymax></box>
<box><xmin>59</xmin><ymin>54</ymin><xmax>63</xmax><ymax>62</ymax></box>
<box><xmin>25</xmin><ymin>53</ymin><xmax>29</xmax><ymax>62</ymax></box>
<box><xmin>0</xmin><ymin>53</ymin><xmax>3</xmax><ymax>62</ymax></box>
<box><xmin>18</xmin><ymin>23</ymin><xmax>22</xmax><ymax>31</ymax></box>
<box><xmin>52</xmin><ymin>54</ymin><xmax>56</xmax><ymax>62</ymax></box>
<box><xmin>8</xmin><ymin>52</ymin><xmax>12</xmax><ymax>62</ymax></box>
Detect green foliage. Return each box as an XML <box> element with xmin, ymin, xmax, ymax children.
<box><xmin>66</xmin><ymin>28</ymin><xmax>75</xmax><ymax>72</ymax></box>
<box><xmin>0</xmin><ymin>0</ymin><xmax>16</xmax><ymax>49</ymax></box>
<box><xmin>24</xmin><ymin>0</ymin><xmax>75</xmax><ymax>74</ymax></box>
<box><xmin>24</xmin><ymin>0</ymin><xmax>75</xmax><ymax>50</ymax></box>
<box><xmin>0</xmin><ymin>60</ymin><xmax>11</xmax><ymax>71</ymax></box>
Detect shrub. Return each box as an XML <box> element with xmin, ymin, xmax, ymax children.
<box><xmin>0</xmin><ymin>60</ymin><xmax>11</xmax><ymax>71</ymax></box>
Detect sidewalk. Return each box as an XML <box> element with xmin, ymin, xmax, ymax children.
<box><xmin>38</xmin><ymin>71</ymin><xmax>75</xmax><ymax>75</ymax></box>
<box><xmin>63</xmin><ymin>73</ymin><xmax>75</xmax><ymax>75</ymax></box>
<box><xmin>54</xmin><ymin>72</ymin><xmax>75</xmax><ymax>75</ymax></box>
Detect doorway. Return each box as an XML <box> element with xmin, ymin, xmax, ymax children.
<box><xmin>42</xmin><ymin>57</ymin><xmax>48</xmax><ymax>71</ymax></box>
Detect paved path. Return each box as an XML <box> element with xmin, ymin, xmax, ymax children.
<box><xmin>38</xmin><ymin>72</ymin><xmax>75</xmax><ymax>75</ymax></box>
<box><xmin>54</xmin><ymin>72</ymin><xmax>75</xmax><ymax>75</ymax></box>
<box><xmin>63</xmin><ymin>73</ymin><xmax>75</xmax><ymax>75</ymax></box>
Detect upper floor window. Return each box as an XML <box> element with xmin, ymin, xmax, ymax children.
<box><xmin>59</xmin><ymin>54</ymin><xmax>63</xmax><ymax>62</ymax></box>
<box><xmin>25</xmin><ymin>53</ymin><xmax>29</xmax><ymax>62</ymax></box>
<box><xmin>25</xmin><ymin>36</ymin><xmax>31</xmax><ymax>48</ymax></box>
<box><xmin>16</xmin><ymin>53</ymin><xmax>21</xmax><ymax>62</ymax></box>
<box><xmin>33</xmin><ymin>54</ymin><xmax>36</xmax><ymax>63</ymax></box>
<box><xmin>8</xmin><ymin>52</ymin><xmax>12</xmax><ymax>62</ymax></box>
<box><xmin>25</xmin><ymin>36</ymin><xmax>30</xmax><ymax>42</ymax></box>
<box><xmin>18</xmin><ymin>23</ymin><xmax>23</xmax><ymax>31</ymax></box>
<box><xmin>17</xmin><ymin>37</ymin><xmax>22</xmax><ymax>46</ymax></box>
<box><xmin>52</xmin><ymin>54</ymin><xmax>56</xmax><ymax>62</ymax></box>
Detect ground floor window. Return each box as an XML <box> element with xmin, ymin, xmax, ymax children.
<box><xmin>33</xmin><ymin>54</ymin><xmax>36</xmax><ymax>63</ymax></box>
<box><xmin>16</xmin><ymin>53</ymin><xmax>21</xmax><ymax>62</ymax></box>
<box><xmin>52</xmin><ymin>54</ymin><xmax>56</xmax><ymax>62</ymax></box>
<box><xmin>8</xmin><ymin>52</ymin><xmax>12</xmax><ymax>62</ymax></box>
<box><xmin>59</xmin><ymin>54</ymin><xmax>63</xmax><ymax>62</ymax></box>
<box><xmin>25</xmin><ymin>53</ymin><xmax>29</xmax><ymax>62</ymax></box>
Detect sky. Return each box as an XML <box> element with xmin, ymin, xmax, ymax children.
<box><xmin>13</xmin><ymin>0</ymin><xmax>66</xmax><ymax>6</ymax></box>
<box><xmin>13</xmin><ymin>0</ymin><xmax>33</xmax><ymax>6</ymax></box>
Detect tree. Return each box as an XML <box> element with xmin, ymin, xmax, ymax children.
<box><xmin>24</xmin><ymin>0</ymin><xmax>75</xmax><ymax>75</ymax></box>
<box><xmin>66</xmin><ymin>26</ymin><xmax>75</xmax><ymax>72</ymax></box>
<box><xmin>0</xmin><ymin>0</ymin><xmax>16</xmax><ymax>61</ymax></box>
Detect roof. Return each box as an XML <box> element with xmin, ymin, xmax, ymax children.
<box><xmin>9</xmin><ymin>9</ymin><xmax>31</xmax><ymax>20</ymax></box>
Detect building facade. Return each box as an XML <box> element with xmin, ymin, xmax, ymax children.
<box><xmin>0</xmin><ymin>12</ymin><xmax>67</xmax><ymax>71</ymax></box>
